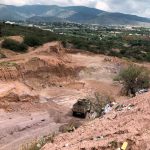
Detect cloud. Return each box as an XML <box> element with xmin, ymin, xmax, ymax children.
<box><xmin>0</xmin><ymin>0</ymin><xmax>97</xmax><ymax>6</ymax></box>
<box><xmin>96</xmin><ymin>1</ymin><xmax>110</xmax><ymax>11</ymax></box>
<box><xmin>0</xmin><ymin>0</ymin><xmax>150</xmax><ymax>17</ymax></box>
<box><xmin>95</xmin><ymin>0</ymin><xmax>150</xmax><ymax>17</ymax></box>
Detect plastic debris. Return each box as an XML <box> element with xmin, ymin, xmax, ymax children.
<box><xmin>121</xmin><ymin>142</ymin><xmax>128</xmax><ymax>150</ymax></box>
<box><xmin>103</xmin><ymin>104</ymin><xmax>112</xmax><ymax>113</ymax></box>
<box><xmin>37</xmin><ymin>143</ymin><xmax>41</xmax><ymax>148</ymax></box>
<box><xmin>136</xmin><ymin>89</ymin><xmax>148</xmax><ymax>95</ymax></box>
<box><xmin>102</xmin><ymin>102</ymin><xmax>117</xmax><ymax>114</ymax></box>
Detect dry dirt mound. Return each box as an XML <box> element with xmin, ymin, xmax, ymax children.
<box><xmin>43</xmin><ymin>92</ymin><xmax>150</xmax><ymax>150</ymax></box>
<box><xmin>0</xmin><ymin>42</ymin><xmax>85</xmax><ymax>112</ymax></box>
<box><xmin>0</xmin><ymin>36</ymin><xmax>23</xmax><ymax>58</ymax></box>
<box><xmin>0</xmin><ymin>42</ymin><xmax>82</xmax><ymax>88</ymax></box>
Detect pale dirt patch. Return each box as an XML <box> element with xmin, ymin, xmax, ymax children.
<box><xmin>7</xmin><ymin>36</ymin><xmax>24</xmax><ymax>43</ymax></box>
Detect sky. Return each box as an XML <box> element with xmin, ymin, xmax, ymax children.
<box><xmin>0</xmin><ymin>0</ymin><xmax>150</xmax><ymax>18</ymax></box>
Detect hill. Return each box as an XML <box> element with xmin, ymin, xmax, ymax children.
<box><xmin>0</xmin><ymin>4</ymin><xmax>150</xmax><ymax>25</ymax></box>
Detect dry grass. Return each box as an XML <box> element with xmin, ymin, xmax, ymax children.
<box><xmin>20</xmin><ymin>133</ymin><xmax>55</xmax><ymax>150</ymax></box>
<box><xmin>59</xmin><ymin>119</ymin><xmax>82</xmax><ymax>133</ymax></box>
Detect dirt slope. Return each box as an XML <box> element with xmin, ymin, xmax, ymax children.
<box><xmin>43</xmin><ymin>91</ymin><xmax>150</xmax><ymax>150</ymax></box>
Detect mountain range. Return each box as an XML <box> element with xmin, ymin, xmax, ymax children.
<box><xmin>0</xmin><ymin>4</ymin><xmax>150</xmax><ymax>25</ymax></box>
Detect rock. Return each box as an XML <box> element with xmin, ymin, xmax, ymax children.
<box><xmin>64</xmin><ymin>143</ymin><xmax>69</xmax><ymax>147</ymax></box>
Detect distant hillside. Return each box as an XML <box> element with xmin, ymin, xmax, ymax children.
<box><xmin>0</xmin><ymin>4</ymin><xmax>150</xmax><ymax>25</ymax></box>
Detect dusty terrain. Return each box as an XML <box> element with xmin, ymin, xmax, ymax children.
<box><xmin>0</xmin><ymin>38</ymin><xmax>125</xmax><ymax>150</ymax></box>
<box><xmin>43</xmin><ymin>91</ymin><xmax>150</xmax><ymax>150</ymax></box>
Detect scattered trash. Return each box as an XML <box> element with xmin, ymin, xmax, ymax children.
<box><xmin>102</xmin><ymin>102</ymin><xmax>117</xmax><ymax>114</ymax></box>
<box><xmin>115</xmin><ymin>104</ymin><xmax>126</xmax><ymax>111</ymax></box>
<box><xmin>115</xmin><ymin>104</ymin><xmax>135</xmax><ymax>111</ymax></box>
<box><xmin>136</xmin><ymin>89</ymin><xmax>148</xmax><ymax>95</ymax></box>
<box><xmin>121</xmin><ymin>142</ymin><xmax>128</xmax><ymax>150</ymax></box>
<box><xmin>103</xmin><ymin>104</ymin><xmax>112</xmax><ymax>114</ymax></box>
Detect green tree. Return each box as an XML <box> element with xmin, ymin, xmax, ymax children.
<box><xmin>24</xmin><ymin>36</ymin><xmax>42</xmax><ymax>47</ymax></box>
<box><xmin>117</xmin><ymin>64</ymin><xmax>150</xmax><ymax>96</ymax></box>
<box><xmin>2</xmin><ymin>39</ymin><xmax>27</xmax><ymax>52</ymax></box>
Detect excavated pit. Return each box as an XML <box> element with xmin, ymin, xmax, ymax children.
<box><xmin>0</xmin><ymin>41</ymin><xmax>126</xmax><ymax>150</ymax></box>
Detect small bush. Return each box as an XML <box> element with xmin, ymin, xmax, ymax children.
<box><xmin>59</xmin><ymin>119</ymin><xmax>82</xmax><ymax>133</ymax></box>
<box><xmin>24</xmin><ymin>36</ymin><xmax>42</xmax><ymax>47</ymax></box>
<box><xmin>92</xmin><ymin>92</ymin><xmax>113</xmax><ymax>116</ymax></box>
<box><xmin>116</xmin><ymin>64</ymin><xmax>150</xmax><ymax>96</ymax></box>
<box><xmin>2</xmin><ymin>39</ymin><xmax>27</xmax><ymax>52</ymax></box>
<box><xmin>20</xmin><ymin>134</ymin><xmax>55</xmax><ymax>150</ymax></box>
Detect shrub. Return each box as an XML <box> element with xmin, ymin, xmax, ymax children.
<box><xmin>59</xmin><ymin>119</ymin><xmax>82</xmax><ymax>133</ymax></box>
<box><xmin>20</xmin><ymin>133</ymin><xmax>55</xmax><ymax>150</ymax></box>
<box><xmin>24</xmin><ymin>36</ymin><xmax>42</xmax><ymax>47</ymax></box>
<box><xmin>116</xmin><ymin>64</ymin><xmax>150</xmax><ymax>96</ymax></box>
<box><xmin>93</xmin><ymin>92</ymin><xmax>113</xmax><ymax>116</ymax></box>
<box><xmin>78</xmin><ymin>93</ymin><xmax>114</xmax><ymax>119</ymax></box>
<box><xmin>2</xmin><ymin>39</ymin><xmax>27</xmax><ymax>52</ymax></box>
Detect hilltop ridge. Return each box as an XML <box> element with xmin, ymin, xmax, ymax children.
<box><xmin>0</xmin><ymin>4</ymin><xmax>150</xmax><ymax>25</ymax></box>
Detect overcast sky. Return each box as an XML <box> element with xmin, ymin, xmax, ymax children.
<box><xmin>1</xmin><ymin>0</ymin><xmax>150</xmax><ymax>18</ymax></box>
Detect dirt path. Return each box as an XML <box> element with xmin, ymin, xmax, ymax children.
<box><xmin>0</xmin><ymin>111</ymin><xmax>61</xmax><ymax>150</ymax></box>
